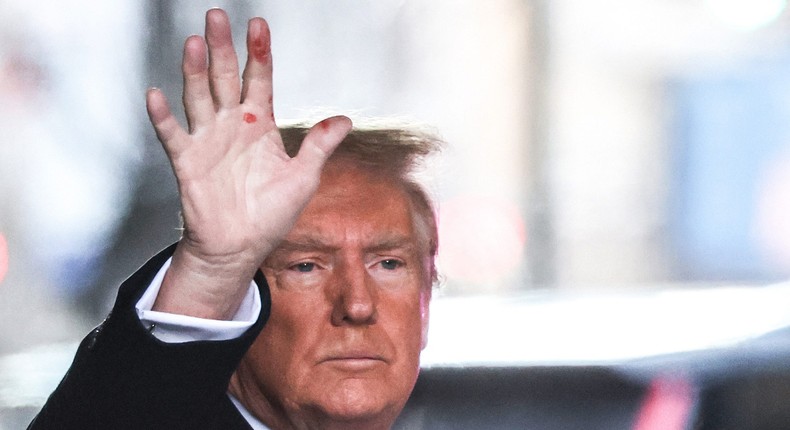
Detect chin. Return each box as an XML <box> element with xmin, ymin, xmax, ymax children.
<box><xmin>313</xmin><ymin>381</ymin><xmax>403</xmax><ymax>425</ymax></box>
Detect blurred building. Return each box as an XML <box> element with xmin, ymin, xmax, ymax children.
<box><xmin>4</xmin><ymin>0</ymin><xmax>790</xmax><ymax>427</ymax></box>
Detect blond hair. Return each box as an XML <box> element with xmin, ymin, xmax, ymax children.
<box><xmin>280</xmin><ymin>121</ymin><xmax>443</xmax><ymax>285</ymax></box>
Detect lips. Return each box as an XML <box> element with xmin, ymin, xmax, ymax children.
<box><xmin>320</xmin><ymin>352</ymin><xmax>388</xmax><ymax>370</ymax></box>
<box><xmin>323</xmin><ymin>353</ymin><xmax>385</xmax><ymax>362</ymax></box>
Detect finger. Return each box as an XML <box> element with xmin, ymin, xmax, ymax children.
<box><xmin>205</xmin><ymin>8</ymin><xmax>241</xmax><ymax>110</ymax></box>
<box><xmin>294</xmin><ymin>116</ymin><xmax>353</xmax><ymax>173</ymax></box>
<box><xmin>182</xmin><ymin>35</ymin><xmax>213</xmax><ymax>132</ymax></box>
<box><xmin>146</xmin><ymin>88</ymin><xmax>188</xmax><ymax>154</ymax></box>
<box><xmin>241</xmin><ymin>17</ymin><xmax>274</xmax><ymax>120</ymax></box>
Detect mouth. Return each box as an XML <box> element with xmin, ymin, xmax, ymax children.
<box><xmin>320</xmin><ymin>353</ymin><xmax>387</xmax><ymax>370</ymax></box>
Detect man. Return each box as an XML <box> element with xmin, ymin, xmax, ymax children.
<box><xmin>30</xmin><ymin>8</ymin><xmax>441</xmax><ymax>430</ymax></box>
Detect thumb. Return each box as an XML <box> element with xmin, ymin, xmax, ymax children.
<box><xmin>294</xmin><ymin>116</ymin><xmax>352</xmax><ymax>173</ymax></box>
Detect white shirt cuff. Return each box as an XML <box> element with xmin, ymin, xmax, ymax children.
<box><xmin>134</xmin><ymin>257</ymin><xmax>262</xmax><ymax>343</ymax></box>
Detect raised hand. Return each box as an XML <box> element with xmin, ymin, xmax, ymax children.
<box><xmin>145</xmin><ymin>9</ymin><xmax>351</xmax><ymax>319</ymax></box>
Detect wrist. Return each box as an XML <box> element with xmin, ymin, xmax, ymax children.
<box><xmin>152</xmin><ymin>242</ymin><xmax>260</xmax><ymax>320</ymax></box>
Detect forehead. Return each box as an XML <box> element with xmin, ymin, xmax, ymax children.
<box><xmin>288</xmin><ymin>165</ymin><xmax>417</xmax><ymax>243</ymax></box>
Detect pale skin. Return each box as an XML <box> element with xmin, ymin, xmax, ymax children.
<box><xmin>146</xmin><ymin>9</ymin><xmax>352</xmax><ymax>320</ymax></box>
<box><xmin>145</xmin><ymin>8</ymin><xmax>431</xmax><ymax>430</ymax></box>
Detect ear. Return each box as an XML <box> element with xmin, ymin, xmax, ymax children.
<box><xmin>420</xmin><ymin>287</ymin><xmax>432</xmax><ymax>350</ymax></box>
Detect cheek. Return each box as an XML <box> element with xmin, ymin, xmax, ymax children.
<box><xmin>248</xmin><ymin>281</ymin><xmax>329</xmax><ymax>381</ymax></box>
<box><xmin>380</xmin><ymin>270</ymin><xmax>430</xmax><ymax>346</ymax></box>
<box><xmin>384</xmin><ymin>292</ymin><xmax>427</xmax><ymax>353</ymax></box>
<box><xmin>381</xmin><ymin>296</ymin><xmax>425</xmax><ymax>402</ymax></box>
<box><xmin>264</xmin><ymin>287</ymin><xmax>327</xmax><ymax>352</ymax></box>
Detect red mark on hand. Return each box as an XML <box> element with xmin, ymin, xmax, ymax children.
<box><xmin>251</xmin><ymin>37</ymin><xmax>269</xmax><ymax>63</ymax></box>
<box><xmin>248</xmin><ymin>19</ymin><xmax>271</xmax><ymax>63</ymax></box>
<box><xmin>247</xmin><ymin>19</ymin><xmax>271</xmax><ymax>63</ymax></box>
<box><xmin>243</xmin><ymin>112</ymin><xmax>257</xmax><ymax>124</ymax></box>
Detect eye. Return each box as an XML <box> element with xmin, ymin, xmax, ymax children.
<box><xmin>291</xmin><ymin>262</ymin><xmax>316</xmax><ymax>273</ymax></box>
<box><xmin>380</xmin><ymin>259</ymin><xmax>403</xmax><ymax>270</ymax></box>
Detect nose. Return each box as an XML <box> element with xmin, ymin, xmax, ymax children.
<box><xmin>330</xmin><ymin>260</ymin><xmax>377</xmax><ymax>326</ymax></box>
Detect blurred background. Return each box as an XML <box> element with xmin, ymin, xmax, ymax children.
<box><xmin>3</xmin><ymin>0</ymin><xmax>790</xmax><ymax>428</ymax></box>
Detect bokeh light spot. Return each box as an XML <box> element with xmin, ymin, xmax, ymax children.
<box><xmin>705</xmin><ymin>0</ymin><xmax>787</xmax><ymax>31</ymax></box>
<box><xmin>0</xmin><ymin>233</ymin><xmax>8</xmax><ymax>284</ymax></box>
<box><xmin>437</xmin><ymin>196</ymin><xmax>526</xmax><ymax>286</ymax></box>
<box><xmin>753</xmin><ymin>151</ymin><xmax>790</xmax><ymax>273</ymax></box>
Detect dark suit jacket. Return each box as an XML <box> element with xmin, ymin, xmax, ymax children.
<box><xmin>28</xmin><ymin>245</ymin><xmax>271</xmax><ymax>430</ymax></box>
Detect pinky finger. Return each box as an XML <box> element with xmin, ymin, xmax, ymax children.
<box><xmin>146</xmin><ymin>88</ymin><xmax>188</xmax><ymax>152</ymax></box>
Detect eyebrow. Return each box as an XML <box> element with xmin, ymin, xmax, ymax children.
<box><xmin>363</xmin><ymin>237</ymin><xmax>417</xmax><ymax>254</ymax></box>
<box><xmin>274</xmin><ymin>237</ymin><xmax>338</xmax><ymax>254</ymax></box>
<box><xmin>273</xmin><ymin>235</ymin><xmax>417</xmax><ymax>254</ymax></box>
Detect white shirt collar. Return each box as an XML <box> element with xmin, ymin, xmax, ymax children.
<box><xmin>229</xmin><ymin>394</ymin><xmax>271</xmax><ymax>430</ymax></box>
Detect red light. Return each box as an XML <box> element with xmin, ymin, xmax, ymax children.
<box><xmin>632</xmin><ymin>374</ymin><xmax>694</xmax><ymax>430</ymax></box>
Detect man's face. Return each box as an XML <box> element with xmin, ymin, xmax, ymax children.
<box><xmin>239</xmin><ymin>164</ymin><xmax>432</xmax><ymax>427</ymax></box>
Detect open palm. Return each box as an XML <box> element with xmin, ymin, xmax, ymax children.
<box><xmin>145</xmin><ymin>9</ymin><xmax>351</xmax><ymax>319</ymax></box>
